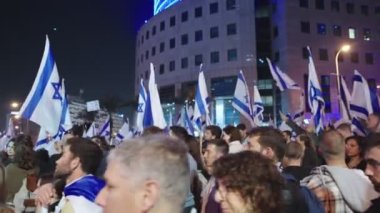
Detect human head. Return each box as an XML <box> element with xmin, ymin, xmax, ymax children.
<box><xmin>13</xmin><ymin>143</ymin><xmax>36</xmax><ymax>170</ymax></box>
<box><xmin>141</xmin><ymin>126</ymin><xmax>164</xmax><ymax>136</ymax></box>
<box><xmin>282</xmin><ymin>131</ymin><xmax>292</xmax><ymax>143</ymax></box>
<box><xmin>296</xmin><ymin>134</ymin><xmax>315</xmax><ymax>150</ymax></box>
<box><xmin>5</xmin><ymin>139</ymin><xmax>15</xmax><ymax>158</ymax></box>
<box><xmin>70</xmin><ymin>124</ymin><xmax>84</xmax><ymax>137</ymax></box>
<box><xmin>222</xmin><ymin>126</ymin><xmax>242</xmax><ymax>143</ymax></box>
<box><xmin>245</xmin><ymin>127</ymin><xmax>286</xmax><ymax>163</ymax></box>
<box><xmin>169</xmin><ymin>126</ymin><xmax>189</xmax><ymax>141</ymax></box>
<box><xmin>213</xmin><ymin>151</ymin><xmax>284</xmax><ymax>213</ymax></box>
<box><xmin>55</xmin><ymin>137</ymin><xmax>103</xmax><ymax>179</ymax></box>
<box><xmin>364</xmin><ymin>136</ymin><xmax>380</xmax><ymax>192</ymax></box>
<box><xmin>236</xmin><ymin>123</ymin><xmax>247</xmax><ymax>138</ymax></box>
<box><xmin>336</xmin><ymin>123</ymin><xmax>353</xmax><ymax>139</ymax></box>
<box><xmin>203</xmin><ymin>139</ymin><xmax>229</xmax><ymax>174</ymax></box>
<box><xmin>345</xmin><ymin>136</ymin><xmax>365</xmax><ymax>159</ymax></box>
<box><xmin>91</xmin><ymin>136</ymin><xmax>110</xmax><ymax>152</ymax></box>
<box><xmin>367</xmin><ymin>113</ymin><xmax>380</xmax><ymax>132</ymax></box>
<box><xmin>96</xmin><ymin>135</ymin><xmax>190</xmax><ymax>213</ymax></box>
<box><xmin>320</xmin><ymin>130</ymin><xmax>345</xmax><ymax>162</ymax></box>
<box><xmin>282</xmin><ymin>142</ymin><xmax>304</xmax><ymax>167</ymax></box>
<box><xmin>204</xmin><ymin>125</ymin><xmax>222</xmax><ymax>141</ymax></box>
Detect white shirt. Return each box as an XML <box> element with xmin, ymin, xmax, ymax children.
<box><xmin>228</xmin><ymin>141</ymin><xmax>244</xmax><ymax>153</ymax></box>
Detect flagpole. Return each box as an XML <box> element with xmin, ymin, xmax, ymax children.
<box><xmin>272</xmin><ymin>80</ymin><xmax>277</xmax><ymax>125</ymax></box>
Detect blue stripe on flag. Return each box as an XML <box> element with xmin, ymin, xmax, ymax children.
<box><xmin>116</xmin><ymin>133</ymin><xmax>124</xmax><ymax>140</ymax></box>
<box><xmin>353</xmin><ymin>75</ymin><xmax>363</xmax><ymax>82</ymax></box>
<box><xmin>350</xmin><ymin>104</ymin><xmax>369</xmax><ymax>117</ymax></box>
<box><xmin>21</xmin><ymin>50</ymin><xmax>55</xmax><ymax>119</ymax></box>
<box><xmin>232</xmin><ymin>98</ymin><xmax>252</xmax><ymax>117</ymax></box>
<box><xmin>352</xmin><ymin>117</ymin><xmax>366</xmax><ymax>136</ymax></box>
<box><xmin>271</xmin><ymin>63</ymin><xmax>287</xmax><ymax>90</ymax></box>
<box><xmin>195</xmin><ymin>85</ymin><xmax>207</xmax><ymax>116</ymax></box>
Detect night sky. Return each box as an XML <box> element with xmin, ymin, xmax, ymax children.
<box><xmin>0</xmin><ymin>0</ymin><xmax>152</xmax><ymax>128</ymax></box>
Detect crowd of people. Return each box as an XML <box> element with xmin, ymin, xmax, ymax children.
<box><xmin>1</xmin><ymin>112</ymin><xmax>380</xmax><ymax>213</ymax></box>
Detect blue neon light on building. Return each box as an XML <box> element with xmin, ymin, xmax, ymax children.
<box><xmin>154</xmin><ymin>0</ymin><xmax>181</xmax><ymax>15</ymax></box>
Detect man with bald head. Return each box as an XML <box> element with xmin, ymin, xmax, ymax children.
<box><xmin>301</xmin><ymin>130</ymin><xmax>378</xmax><ymax>213</ymax></box>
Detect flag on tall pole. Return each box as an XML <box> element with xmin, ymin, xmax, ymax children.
<box><xmin>19</xmin><ymin>36</ymin><xmax>64</xmax><ymax>136</ymax></box>
<box><xmin>115</xmin><ymin>120</ymin><xmax>132</xmax><ymax>145</ymax></box>
<box><xmin>307</xmin><ymin>46</ymin><xmax>325</xmax><ymax>134</ymax></box>
<box><xmin>232</xmin><ymin>70</ymin><xmax>254</xmax><ymax>127</ymax></box>
<box><xmin>350</xmin><ymin>70</ymin><xmax>373</xmax><ymax>120</ymax></box>
<box><xmin>252</xmin><ymin>85</ymin><xmax>264</xmax><ymax>126</ymax></box>
<box><xmin>83</xmin><ymin>122</ymin><xmax>97</xmax><ymax>138</ymax></box>
<box><xmin>193</xmin><ymin>66</ymin><xmax>211</xmax><ymax>129</ymax></box>
<box><xmin>266</xmin><ymin>58</ymin><xmax>300</xmax><ymax>91</ymax></box>
<box><xmin>56</xmin><ymin>79</ymin><xmax>72</xmax><ymax>139</ymax></box>
<box><xmin>145</xmin><ymin>63</ymin><xmax>166</xmax><ymax>129</ymax></box>
<box><xmin>136</xmin><ymin>79</ymin><xmax>147</xmax><ymax>135</ymax></box>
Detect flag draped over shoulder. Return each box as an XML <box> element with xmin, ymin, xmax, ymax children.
<box><xmin>307</xmin><ymin>46</ymin><xmax>325</xmax><ymax>134</ymax></box>
<box><xmin>252</xmin><ymin>85</ymin><xmax>264</xmax><ymax>126</ymax></box>
<box><xmin>19</xmin><ymin>36</ymin><xmax>64</xmax><ymax>136</ymax></box>
<box><xmin>232</xmin><ymin>70</ymin><xmax>254</xmax><ymax>127</ymax></box>
<box><xmin>266</xmin><ymin>58</ymin><xmax>300</xmax><ymax>91</ymax></box>
<box><xmin>193</xmin><ymin>70</ymin><xmax>211</xmax><ymax>129</ymax></box>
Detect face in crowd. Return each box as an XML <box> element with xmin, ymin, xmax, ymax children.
<box><xmin>365</xmin><ymin>146</ymin><xmax>380</xmax><ymax>192</ymax></box>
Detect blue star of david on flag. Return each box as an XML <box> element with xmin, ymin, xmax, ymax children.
<box><xmin>51</xmin><ymin>82</ymin><xmax>63</xmax><ymax>102</ymax></box>
<box><xmin>137</xmin><ymin>103</ymin><xmax>144</xmax><ymax>113</ymax></box>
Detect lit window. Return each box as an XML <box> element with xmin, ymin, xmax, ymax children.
<box><xmin>317</xmin><ymin>23</ymin><xmax>327</xmax><ymax>35</ymax></box>
<box><xmin>348</xmin><ymin>28</ymin><xmax>356</xmax><ymax>39</ymax></box>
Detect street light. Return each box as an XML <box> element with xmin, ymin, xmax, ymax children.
<box><xmin>10</xmin><ymin>102</ymin><xmax>19</xmax><ymax>109</ymax></box>
<box><xmin>335</xmin><ymin>44</ymin><xmax>351</xmax><ymax>93</ymax></box>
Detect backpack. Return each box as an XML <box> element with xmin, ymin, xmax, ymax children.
<box><xmin>282</xmin><ymin>173</ymin><xmax>325</xmax><ymax>213</ymax></box>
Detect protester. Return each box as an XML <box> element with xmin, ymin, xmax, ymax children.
<box><xmin>5</xmin><ymin>142</ymin><xmax>37</xmax><ymax>203</ymax></box>
<box><xmin>345</xmin><ymin>136</ymin><xmax>366</xmax><ymax>171</ymax></box>
<box><xmin>236</xmin><ymin>123</ymin><xmax>247</xmax><ymax>141</ymax></box>
<box><xmin>245</xmin><ymin>127</ymin><xmax>308</xmax><ymax>212</ymax></box>
<box><xmin>336</xmin><ymin>122</ymin><xmax>353</xmax><ymax>139</ymax></box>
<box><xmin>301</xmin><ymin>130</ymin><xmax>378</xmax><ymax>212</ymax></box>
<box><xmin>366</xmin><ymin>113</ymin><xmax>380</xmax><ymax>133</ymax></box>
<box><xmin>201</xmin><ymin>139</ymin><xmax>228</xmax><ymax>213</ymax></box>
<box><xmin>222</xmin><ymin>125</ymin><xmax>243</xmax><ymax>153</ymax></box>
<box><xmin>202</xmin><ymin>125</ymin><xmax>222</xmax><ymax>152</ymax></box>
<box><xmin>282</xmin><ymin>130</ymin><xmax>292</xmax><ymax>144</ymax></box>
<box><xmin>96</xmin><ymin>135</ymin><xmax>190</xmax><ymax>213</ymax></box>
<box><xmin>364</xmin><ymin>137</ymin><xmax>380</xmax><ymax>212</ymax></box>
<box><xmin>296</xmin><ymin>134</ymin><xmax>319</xmax><ymax>168</ymax></box>
<box><xmin>282</xmin><ymin>142</ymin><xmax>311</xmax><ymax>182</ymax></box>
<box><xmin>213</xmin><ymin>151</ymin><xmax>285</xmax><ymax>213</ymax></box>
<box><xmin>35</xmin><ymin>137</ymin><xmax>105</xmax><ymax>213</ymax></box>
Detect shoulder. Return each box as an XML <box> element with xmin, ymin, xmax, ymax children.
<box><xmin>65</xmin><ymin>196</ymin><xmax>102</xmax><ymax>213</ymax></box>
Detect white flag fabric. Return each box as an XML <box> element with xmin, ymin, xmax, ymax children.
<box><xmin>193</xmin><ymin>70</ymin><xmax>211</xmax><ymax>129</ymax></box>
<box><xmin>146</xmin><ymin>63</ymin><xmax>167</xmax><ymax>129</ymax></box>
<box><xmin>252</xmin><ymin>85</ymin><xmax>264</xmax><ymax>126</ymax></box>
<box><xmin>19</xmin><ymin>36</ymin><xmax>63</xmax><ymax>136</ymax></box>
<box><xmin>84</xmin><ymin>122</ymin><xmax>97</xmax><ymax>138</ymax></box>
<box><xmin>6</xmin><ymin>118</ymin><xmax>15</xmax><ymax>138</ymax></box>
<box><xmin>136</xmin><ymin>79</ymin><xmax>147</xmax><ymax>135</ymax></box>
<box><xmin>232</xmin><ymin>70</ymin><xmax>254</xmax><ymax>127</ymax></box>
<box><xmin>115</xmin><ymin>121</ymin><xmax>132</xmax><ymax>144</ymax></box>
<box><xmin>266</xmin><ymin>58</ymin><xmax>300</xmax><ymax>91</ymax></box>
<box><xmin>350</xmin><ymin>70</ymin><xmax>373</xmax><ymax>120</ymax></box>
<box><xmin>307</xmin><ymin>46</ymin><xmax>325</xmax><ymax>134</ymax></box>
<box><xmin>339</xmin><ymin>76</ymin><xmax>351</xmax><ymax>122</ymax></box>
<box><xmin>184</xmin><ymin>105</ymin><xmax>195</xmax><ymax>136</ymax></box>
<box><xmin>98</xmin><ymin>117</ymin><xmax>111</xmax><ymax>138</ymax></box>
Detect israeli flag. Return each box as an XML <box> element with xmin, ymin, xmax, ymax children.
<box><xmin>19</xmin><ymin>36</ymin><xmax>63</xmax><ymax>136</ymax></box>
<box><xmin>351</xmin><ymin>117</ymin><xmax>367</xmax><ymax>136</ymax></box>
<box><xmin>56</xmin><ymin>79</ymin><xmax>72</xmax><ymax>139</ymax></box>
<box><xmin>145</xmin><ymin>63</ymin><xmax>167</xmax><ymax>129</ymax></box>
<box><xmin>83</xmin><ymin>122</ymin><xmax>97</xmax><ymax>138</ymax></box>
<box><xmin>293</xmin><ymin>92</ymin><xmax>305</xmax><ymax>126</ymax></box>
<box><xmin>266</xmin><ymin>58</ymin><xmax>300</xmax><ymax>91</ymax></box>
<box><xmin>350</xmin><ymin>70</ymin><xmax>373</xmax><ymax>120</ymax></box>
<box><xmin>232</xmin><ymin>70</ymin><xmax>254</xmax><ymax>127</ymax></box>
<box><xmin>115</xmin><ymin>121</ymin><xmax>132</xmax><ymax>145</ymax></box>
<box><xmin>136</xmin><ymin>79</ymin><xmax>147</xmax><ymax>135</ymax></box>
<box><xmin>307</xmin><ymin>46</ymin><xmax>325</xmax><ymax>134</ymax></box>
<box><xmin>184</xmin><ymin>105</ymin><xmax>195</xmax><ymax>136</ymax></box>
<box><xmin>193</xmin><ymin>69</ymin><xmax>211</xmax><ymax>129</ymax></box>
<box><xmin>252</xmin><ymin>85</ymin><xmax>264</xmax><ymax>126</ymax></box>
<box><xmin>339</xmin><ymin>76</ymin><xmax>351</xmax><ymax>122</ymax></box>
<box><xmin>98</xmin><ymin>117</ymin><xmax>111</xmax><ymax>138</ymax></box>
